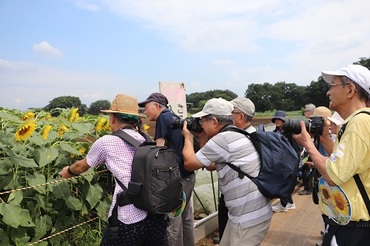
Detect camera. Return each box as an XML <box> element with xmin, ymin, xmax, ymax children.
<box><xmin>283</xmin><ymin>116</ymin><xmax>324</xmax><ymax>135</ymax></box>
<box><xmin>171</xmin><ymin>117</ymin><xmax>203</xmax><ymax>133</ymax></box>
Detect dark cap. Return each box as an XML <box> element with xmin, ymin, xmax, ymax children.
<box><xmin>138</xmin><ymin>92</ymin><xmax>169</xmax><ymax>107</ymax></box>
<box><xmin>271</xmin><ymin>110</ymin><xmax>286</xmax><ymax>123</ymax></box>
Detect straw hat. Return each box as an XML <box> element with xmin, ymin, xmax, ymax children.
<box><xmin>311</xmin><ymin>106</ymin><xmax>332</xmax><ymax>124</ymax></box>
<box><xmin>101</xmin><ymin>94</ymin><xmax>141</xmax><ymax>116</ymax></box>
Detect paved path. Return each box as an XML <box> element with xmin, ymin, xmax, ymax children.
<box><xmin>262</xmin><ymin>186</ymin><xmax>324</xmax><ymax>246</ymax></box>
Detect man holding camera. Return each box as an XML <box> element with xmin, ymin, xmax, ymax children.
<box><xmin>182</xmin><ymin>97</ymin><xmax>272</xmax><ymax>246</ymax></box>
<box><xmin>293</xmin><ymin>64</ymin><xmax>370</xmax><ymax>246</ymax></box>
<box><xmin>139</xmin><ymin>92</ymin><xmax>195</xmax><ymax>246</ymax></box>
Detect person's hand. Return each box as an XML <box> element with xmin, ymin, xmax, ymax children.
<box><xmin>306</xmin><ymin>161</ymin><xmax>315</xmax><ymax>168</ymax></box>
<box><xmin>182</xmin><ymin>121</ymin><xmax>194</xmax><ymax>139</ymax></box>
<box><xmin>60</xmin><ymin>166</ymin><xmax>73</xmax><ymax>178</ymax></box>
<box><xmin>293</xmin><ymin>121</ymin><xmax>315</xmax><ymax>149</ymax></box>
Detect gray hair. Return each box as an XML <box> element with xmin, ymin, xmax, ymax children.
<box><xmin>340</xmin><ymin>76</ymin><xmax>370</xmax><ymax>102</ymax></box>
<box><xmin>304</xmin><ymin>103</ymin><xmax>316</xmax><ymax>112</ymax></box>
<box><xmin>207</xmin><ymin>114</ymin><xmax>233</xmax><ymax>125</ymax></box>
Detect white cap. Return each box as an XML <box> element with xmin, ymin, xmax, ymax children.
<box><xmin>231</xmin><ymin>97</ymin><xmax>255</xmax><ymax>117</ymax></box>
<box><xmin>321</xmin><ymin>64</ymin><xmax>370</xmax><ymax>95</ymax></box>
<box><xmin>192</xmin><ymin>98</ymin><xmax>233</xmax><ymax>118</ymax></box>
<box><xmin>327</xmin><ymin>111</ymin><xmax>345</xmax><ymax>126</ymax></box>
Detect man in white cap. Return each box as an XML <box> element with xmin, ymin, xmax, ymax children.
<box><xmin>231</xmin><ymin>97</ymin><xmax>256</xmax><ymax>132</ymax></box>
<box><xmin>294</xmin><ymin>64</ymin><xmax>370</xmax><ymax>246</ymax></box>
<box><xmin>182</xmin><ymin>98</ymin><xmax>272</xmax><ymax>246</ymax></box>
<box><xmin>212</xmin><ymin>97</ymin><xmax>257</xmax><ymax>243</ymax></box>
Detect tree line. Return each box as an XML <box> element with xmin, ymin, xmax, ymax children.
<box><xmin>40</xmin><ymin>57</ymin><xmax>370</xmax><ymax>115</ymax></box>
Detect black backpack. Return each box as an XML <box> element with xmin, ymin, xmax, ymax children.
<box><xmin>110</xmin><ymin>130</ymin><xmax>183</xmax><ymax>219</ymax></box>
<box><xmin>221</xmin><ymin>126</ymin><xmax>300</xmax><ymax>201</ymax></box>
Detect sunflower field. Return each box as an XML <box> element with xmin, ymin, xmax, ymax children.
<box><xmin>0</xmin><ymin>108</ymin><xmax>114</xmax><ymax>245</ymax></box>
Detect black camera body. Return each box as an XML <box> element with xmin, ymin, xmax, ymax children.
<box><xmin>172</xmin><ymin>117</ymin><xmax>203</xmax><ymax>133</ymax></box>
<box><xmin>283</xmin><ymin>116</ymin><xmax>324</xmax><ymax>135</ymax></box>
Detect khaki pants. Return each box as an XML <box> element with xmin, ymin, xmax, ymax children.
<box><xmin>167</xmin><ymin>173</ymin><xmax>196</xmax><ymax>246</ymax></box>
<box><xmin>220</xmin><ymin>218</ymin><xmax>271</xmax><ymax>246</ymax></box>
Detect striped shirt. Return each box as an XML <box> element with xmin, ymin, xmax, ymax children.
<box><xmin>86</xmin><ymin>129</ymin><xmax>147</xmax><ymax>224</ymax></box>
<box><xmin>196</xmin><ymin>129</ymin><xmax>272</xmax><ymax>229</ymax></box>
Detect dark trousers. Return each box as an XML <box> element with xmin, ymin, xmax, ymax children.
<box><xmin>218</xmin><ymin>194</ymin><xmax>229</xmax><ymax>240</ymax></box>
<box><xmin>323</xmin><ymin>224</ymin><xmax>370</xmax><ymax>246</ymax></box>
<box><xmin>280</xmin><ymin>195</ymin><xmax>294</xmax><ymax>207</ymax></box>
<box><xmin>301</xmin><ymin>168</ymin><xmax>313</xmax><ymax>192</ymax></box>
<box><xmin>101</xmin><ymin>214</ymin><xmax>167</xmax><ymax>246</ymax></box>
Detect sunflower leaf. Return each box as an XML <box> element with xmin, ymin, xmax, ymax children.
<box><xmin>35</xmin><ymin>147</ymin><xmax>58</xmax><ymax>167</ymax></box>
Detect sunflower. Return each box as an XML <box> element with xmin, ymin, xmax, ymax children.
<box><xmin>15</xmin><ymin>121</ymin><xmax>37</xmax><ymax>141</ymax></box>
<box><xmin>78</xmin><ymin>147</ymin><xmax>86</xmax><ymax>155</ymax></box>
<box><xmin>95</xmin><ymin>117</ymin><xmax>108</xmax><ymax>132</ymax></box>
<box><xmin>143</xmin><ymin>124</ymin><xmax>150</xmax><ymax>131</ymax></box>
<box><xmin>58</xmin><ymin>124</ymin><xmax>69</xmax><ymax>138</ymax></box>
<box><xmin>331</xmin><ymin>190</ymin><xmax>349</xmax><ymax>216</ymax></box>
<box><xmin>320</xmin><ymin>186</ymin><xmax>331</xmax><ymax>200</ymax></box>
<box><xmin>42</xmin><ymin>125</ymin><xmax>52</xmax><ymax>140</ymax></box>
<box><xmin>21</xmin><ymin>112</ymin><xmax>35</xmax><ymax>121</ymax></box>
<box><xmin>69</xmin><ymin>108</ymin><xmax>79</xmax><ymax>122</ymax></box>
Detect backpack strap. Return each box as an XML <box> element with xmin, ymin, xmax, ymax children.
<box><xmin>354</xmin><ymin>174</ymin><xmax>370</xmax><ymax>215</ymax></box>
<box><xmin>336</xmin><ymin>111</ymin><xmax>370</xmax><ymax>214</ymax></box>
<box><xmin>220</xmin><ymin>127</ymin><xmax>255</xmax><ymax>180</ymax></box>
<box><xmin>108</xmin><ymin>130</ymin><xmax>142</xmax><ymax>226</ymax></box>
<box><xmin>112</xmin><ymin>130</ymin><xmax>141</xmax><ymax>149</ymax></box>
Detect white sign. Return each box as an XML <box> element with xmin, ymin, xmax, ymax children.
<box><xmin>159</xmin><ymin>82</ymin><xmax>187</xmax><ymax>119</ymax></box>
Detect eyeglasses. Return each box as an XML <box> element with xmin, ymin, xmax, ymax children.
<box><xmin>232</xmin><ymin>111</ymin><xmax>242</xmax><ymax>115</ymax></box>
<box><xmin>328</xmin><ymin>83</ymin><xmax>351</xmax><ymax>90</ymax></box>
<box><xmin>199</xmin><ymin>116</ymin><xmax>210</xmax><ymax>126</ymax></box>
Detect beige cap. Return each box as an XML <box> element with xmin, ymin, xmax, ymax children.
<box><xmin>192</xmin><ymin>98</ymin><xmax>233</xmax><ymax>118</ymax></box>
<box><xmin>231</xmin><ymin>98</ymin><xmax>255</xmax><ymax>117</ymax></box>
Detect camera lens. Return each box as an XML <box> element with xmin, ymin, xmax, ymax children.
<box><xmin>283</xmin><ymin>119</ymin><xmax>309</xmax><ymax>134</ymax></box>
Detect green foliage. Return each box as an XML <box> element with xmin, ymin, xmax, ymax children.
<box><xmin>186</xmin><ymin>89</ymin><xmax>238</xmax><ymax>113</ymax></box>
<box><xmin>0</xmin><ymin>108</ymin><xmax>111</xmax><ymax>245</ymax></box>
<box><xmin>187</xmin><ymin>57</ymin><xmax>370</xmax><ymax>112</ymax></box>
<box><xmin>44</xmin><ymin>96</ymin><xmax>87</xmax><ymax>116</ymax></box>
<box><xmin>88</xmin><ymin>100</ymin><xmax>111</xmax><ymax>115</ymax></box>
<box><xmin>245</xmin><ymin>81</ymin><xmax>327</xmax><ymax>112</ymax></box>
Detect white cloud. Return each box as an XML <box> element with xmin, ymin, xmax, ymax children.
<box><xmin>102</xmin><ymin>0</ymin><xmax>370</xmax><ymax>62</ymax></box>
<box><xmin>33</xmin><ymin>41</ymin><xmax>63</xmax><ymax>58</ymax></box>
<box><xmin>74</xmin><ymin>0</ymin><xmax>100</xmax><ymax>12</ymax></box>
<box><xmin>212</xmin><ymin>59</ymin><xmax>234</xmax><ymax>65</ymax></box>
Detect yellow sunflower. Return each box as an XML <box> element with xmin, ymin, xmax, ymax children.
<box><xmin>15</xmin><ymin>121</ymin><xmax>37</xmax><ymax>141</ymax></box>
<box><xmin>78</xmin><ymin>147</ymin><xmax>86</xmax><ymax>155</ymax></box>
<box><xmin>58</xmin><ymin>124</ymin><xmax>69</xmax><ymax>138</ymax></box>
<box><xmin>69</xmin><ymin>108</ymin><xmax>79</xmax><ymax>122</ymax></box>
<box><xmin>331</xmin><ymin>190</ymin><xmax>349</xmax><ymax>216</ymax></box>
<box><xmin>21</xmin><ymin>112</ymin><xmax>35</xmax><ymax>121</ymax></box>
<box><xmin>320</xmin><ymin>186</ymin><xmax>331</xmax><ymax>200</ymax></box>
<box><xmin>96</xmin><ymin>117</ymin><xmax>109</xmax><ymax>132</ymax></box>
<box><xmin>42</xmin><ymin>125</ymin><xmax>52</xmax><ymax>140</ymax></box>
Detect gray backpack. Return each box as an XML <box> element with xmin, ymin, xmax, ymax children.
<box><xmin>111</xmin><ymin>130</ymin><xmax>183</xmax><ymax>215</ymax></box>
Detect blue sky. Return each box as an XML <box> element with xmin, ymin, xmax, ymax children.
<box><xmin>1</xmin><ymin>0</ymin><xmax>370</xmax><ymax>111</ymax></box>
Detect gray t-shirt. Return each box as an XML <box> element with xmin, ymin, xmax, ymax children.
<box><xmin>195</xmin><ymin>129</ymin><xmax>272</xmax><ymax>229</ymax></box>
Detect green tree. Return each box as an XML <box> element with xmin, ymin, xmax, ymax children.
<box><xmin>354</xmin><ymin>56</ymin><xmax>370</xmax><ymax>69</ymax></box>
<box><xmin>186</xmin><ymin>89</ymin><xmax>237</xmax><ymax>109</ymax></box>
<box><xmin>44</xmin><ymin>96</ymin><xmax>84</xmax><ymax>116</ymax></box>
<box><xmin>246</xmin><ymin>83</ymin><xmax>274</xmax><ymax>112</ymax></box>
<box><xmin>304</xmin><ymin>78</ymin><xmax>330</xmax><ymax>108</ymax></box>
<box><xmin>88</xmin><ymin>100</ymin><xmax>111</xmax><ymax>115</ymax></box>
